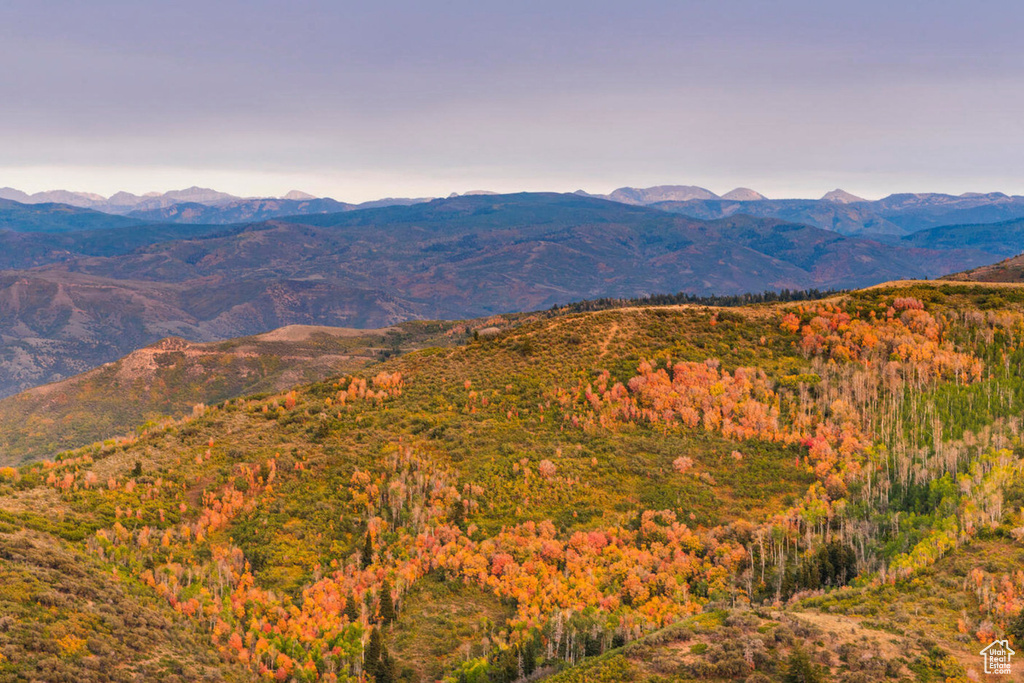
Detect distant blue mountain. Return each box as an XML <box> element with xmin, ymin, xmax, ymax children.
<box><xmin>0</xmin><ymin>198</ymin><xmax>142</xmax><ymax>233</ymax></box>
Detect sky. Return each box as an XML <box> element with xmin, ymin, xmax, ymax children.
<box><xmin>2</xmin><ymin>0</ymin><xmax>1023</xmax><ymax>202</ymax></box>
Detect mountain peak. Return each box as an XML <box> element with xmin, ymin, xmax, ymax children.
<box><xmin>283</xmin><ymin>190</ymin><xmax>316</xmax><ymax>200</ymax></box>
<box><xmin>959</xmin><ymin>191</ymin><xmax>1009</xmax><ymax>199</ymax></box>
<box><xmin>607</xmin><ymin>185</ymin><xmax>719</xmax><ymax>205</ymax></box>
<box><xmin>162</xmin><ymin>187</ymin><xmax>238</xmax><ymax>203</ymax></box>
<box><xmin>821</xmin><ymin>189</ymin><xmax>866</xmax><ymax>203</ymax></box>
<box><xmin>106</xmin><ymin>191</ymin><xmax>146</xmax><ymax>207</ymax></box>
<box><xmin>0</xmin><ymin>187</ymin><xmax>32</xmax><ymax>203</ymax></box>
<box><xmin>720</xmin><ymin>187</ymin><xmax>767</xmax><ymax>201</ymax></box>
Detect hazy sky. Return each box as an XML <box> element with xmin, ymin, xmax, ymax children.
<box><xmin>3</xmin><ymin>0</ymin><xmax>1023</xmax><ymax>201</ymax></box>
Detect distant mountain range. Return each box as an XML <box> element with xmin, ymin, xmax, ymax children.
<box><xmin>652</xmin><ymin>191</ymin><xmax>1024</xmax><ymax>237</ymax></box>
<box><xmin>0</xmin><ymin>191</ymin><xmax>1016</xmax><ymax>398</ymax></box>
<box><xmin>568</xmin><ymin>185</ymin><xmax>1024</xmax><ymax>237</ymax></box>
<box><xmin>0</xmin><ymin>197</ymin><xmax>142</xmax><ymax>233</ymax></box>
<box><xmin>5</xmin><ymin>186</ymin><xmax>1024</xmax><ymax>397</ymax></box>
<box><xmin>0</xmin><ymin>185</ymin><xmax>238</xmax><ymax>212</ymax></box>
<box><xmin>6</xmin><ymin>184</ymin><xmax>1024</xmax><ymax>235</ymax></box>
<box><xmin>0</xmin><ymin>186</ymin><xmax>433</xmax><ymax>224</ymax></box>
<box><xmin>126</xmin><ymin>196</ymin><xmax>354</xmax><ymax>223</ymax></box>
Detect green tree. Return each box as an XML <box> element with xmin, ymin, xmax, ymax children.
<box><xmin>362</xmin><ymin>531</ymin><xmax>374</xmax><ymax>569</ymax></box>
<box><xmin>365</xmin><ymin>626</ymin><xmax>383</xmax><ymax>679</ymax></box>
<box><xmin>782</xmin><ymin>644</ymin><xmax>821</xmax><ymax>683</ymax></box>
<box><xmin>376</xmin><ymin>643</ymin><xmax>397</xmax><ymax>683</ymax></box>
<box><xmin>345</xmin><ymin>592</ymin><xmax>360</xmax><ymax>624</ymax></box>
<box><xmin>379</xmin><ymin>578</ymin><xmax>397</xmax><ymax>624</ymax></box>
<box><xmin>451</xmin><ymin>498</ymin><xmax>465</xmax><ymax>528</ymax></box>
<box><xmin>491</xmin><ymin>646</ymin><xmax>518</xmax><ymax>683</ymax></box>
<box><xmin>522</xmin><ymin>635</ymin><xmax>537</xmax><ymax>676</ymax></box>
<box><xmin>452</xmin><ymin>657</ymin><xmax>490</xmax><ymax>683</ymax></box>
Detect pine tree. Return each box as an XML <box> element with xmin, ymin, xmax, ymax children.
<box><xmin>451</xmin><ymin>498</ymin><xmax>465</xmax><ymax>528</ymax></box>
<box><xmin>379</xmin><ymin>578</ymin><xmax>397</xmax><ymax>624</ymax></box>
<box><xmin>345</xmin><ymin>592</ymin><xmax>360</xmax><ymax>623</ymax></box>
<box><xmin>365</xmin><ymin>626</ymin><xmax>383</xmax><ymax>680</ymax></box>
<box><xmin>782</xmin><ymin>644</ymin><xmax>821</xmax><ymax>683</ymax></box>
<box><xmin>522</xmin><ymin>635</ymin><xmax>537</xmax><ymax>676</ymax></box>
<box><xmin>362</xmin><ymin>531</ymin><xmax>374</xmax><ymax>569</ymax></box>
<box><xmin>376</xmin><ymin>643</ymin><xmax>397</xmax><ymax>683</ymax></box>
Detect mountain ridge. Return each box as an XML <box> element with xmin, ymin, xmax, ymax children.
<box><xmin>942</xmin><ymin>250</ymin><xmax>1024</xmax><ymax>283</ymax></box>
<box><xmin>0</xmin><ymin>186</ymin><xmax>435</xmax><ymax>218</ymax></box>
<box><xmin>654</xmin><ymin>192</ymin><xmax>1024</xmax><ymax>236</ymax></box>
<box><xmin>8</xmin><ymin>184</ymin><xmax>1024</xmax><ymax>236</ymax></box>
<box><xmin>0</xmin><ymin>192</ymin><xmax>1003</xmax><ymax>398</ymax></box>
<box><xmin>0</xmin><ymin>197</ymin><xmax>143</xmax><ymax>233</ymax></box>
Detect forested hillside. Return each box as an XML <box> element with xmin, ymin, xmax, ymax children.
<box><xmin>0</xmin><ymin>283</ymin><xmax>1022</xmax><ymax>681</ymax></box>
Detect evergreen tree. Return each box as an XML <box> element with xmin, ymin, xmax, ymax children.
<box><xmin>362</xmin><ymin>531</ymin><xmax>374</xmax><ymax>569</ymax></box>
<box><xmin>820</xmin><ymin>550</ymin><xmax>834</xmax><ymax>587</ymax></box>
<box><xmin>365</xmin><ymin>626</ymin><xmax>383</xmax><ymax>680</ymax></box>
<box><xmin>345</xmin><ymin>592</ymin><xmax>360</xmax><ymax>623</ymax></box>
<box><xmin>522</xmin><ymin>636</ymin><xmax>537</xmax><ymax>676</ymax></box>
<box><xmin>451</xmin><ymin>498</ymin><xmax>465</xmax><ymax>528</ymax></box>
<box><xmin>379</xmin><ymin>578</ymin><xmax>397</xmax><ymax>624</ymax></box>
<box><xmin>782</xmin><ymin>644</ymin><xmax>821</xmax><ymax>683</ymax></box>
<box><xmin>376</xmin><ymin>643</ymin><xmax>397</xmax><ymax>683</ymax></box>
